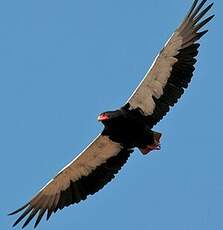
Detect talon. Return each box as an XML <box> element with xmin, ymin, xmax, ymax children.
<box><xmin>139</xmin><ymin>143</ymin><xmax>161</xmax><ymax>155</ymax></box>
<box><xmin>138</xmin><ymin>131</ymin><xmax>162</xmax><ymax>155</ymax></box>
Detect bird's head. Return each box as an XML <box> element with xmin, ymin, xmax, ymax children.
<box><xmin>97</xmin><ymin>110</ymin><xmax>123</xmax><ymax>123</ymax></box>
<box><xmin>97</xmin><ymin>112</ymin><xmax>110</xmax><ymax>122</ymax></box>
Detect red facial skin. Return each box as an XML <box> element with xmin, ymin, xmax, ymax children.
<box><xmin>97</xmin><ymin>114</ymin><xmax>110</xmax><ymax>121</ymax></box>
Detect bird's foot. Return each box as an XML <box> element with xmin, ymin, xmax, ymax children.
<box><xmin>139</xmin><ymin>131</ymin><xmax>162</xmax><ymax>155</ymax></box>
<box><xmin>139</xmin><ymin>142</ymin><xmax>161</xmax><ymax>155</ymax></box>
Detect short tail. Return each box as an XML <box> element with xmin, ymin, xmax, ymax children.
<box><xmin>139</xmin><ymin>131</ymin><xmax>162</xmax><ymax>155</ymax></box>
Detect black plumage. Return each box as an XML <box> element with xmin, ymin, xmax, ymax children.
<box><xmin>9</xmin><ymin>0</ymin><xmax>214</xmax><ymax>228</ymax></box>
<box><xmin>10</xmin><ymin>148</ymin><xmax>132</xmax><ymax>228</ymax></box>
<box><xmin>144</xmin><ymin>3</ymin><xmax>214</xmax><ymax>128</ymax></box>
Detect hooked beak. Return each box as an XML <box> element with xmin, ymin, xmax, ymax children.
<box><xmin>97</xmin><ymin>114</ymin><xmax>109</xmax><ymax>121</ymax></box>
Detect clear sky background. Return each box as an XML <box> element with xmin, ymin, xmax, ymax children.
<box><xmin>1</xmin><ymin>0</ymin><xmax>222</xmax><ymax>229</ymax></box>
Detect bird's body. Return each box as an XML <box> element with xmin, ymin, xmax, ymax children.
<box><xmin>9</xmin><ymin>0</ymin><xmax>214</xmax><ymax>228</ymax></box>
<box><xmin>100</xmin><ymin>105</ymin><xmax>159</xmax><ymax>152</ymax></box>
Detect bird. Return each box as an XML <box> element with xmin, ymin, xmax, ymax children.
<box><xmin>9</xmin><ymin>0</ymin><xmax>214</xmax><ymax>228</ymax></box>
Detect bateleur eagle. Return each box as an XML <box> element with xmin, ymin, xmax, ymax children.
<box><xmin>9</xmin><ymin>0</ymin><xmax>214</xmax><ymax>228</ymax></box>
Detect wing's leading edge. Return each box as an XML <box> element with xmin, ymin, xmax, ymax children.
<box><xmin>127</xmin><ymin>0</ymin><xmax>214</xmax><ymax>128</ymax></box>
<box><xmin>9</xmin><ymin>135</ymin><xmax>133</xmax><ymax>228</ymax></box>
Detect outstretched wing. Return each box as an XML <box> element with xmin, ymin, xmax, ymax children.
<box><xmin>127</xmin><ymin>0</ymin><xmax>214</xmax><ymax>128</ymax></box>
<box><xmin>9</xmin><ymin>135</ymin><xmax>133</xmax><ymax>228</ymax></box>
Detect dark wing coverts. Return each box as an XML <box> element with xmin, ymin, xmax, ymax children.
<box><xmin>128</xmin><ymin>0</ymin><xmax>214</xmax><ymax>128</ymax></box>
<box><xmin>9</xmin><ymin>135</ymin><xmax>133</xmax><ymax>228</ymax></box>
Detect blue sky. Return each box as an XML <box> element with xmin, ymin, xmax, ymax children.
<box><xmin>1</xmin><ymin>0</ymin><xmax>222</xmax><ymax>229</ymax></box>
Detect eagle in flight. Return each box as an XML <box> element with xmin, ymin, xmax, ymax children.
<box><xmin>9</xmin><ymin>0</ymin><xmax>214</xmax><ymax>228</ymax></box>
